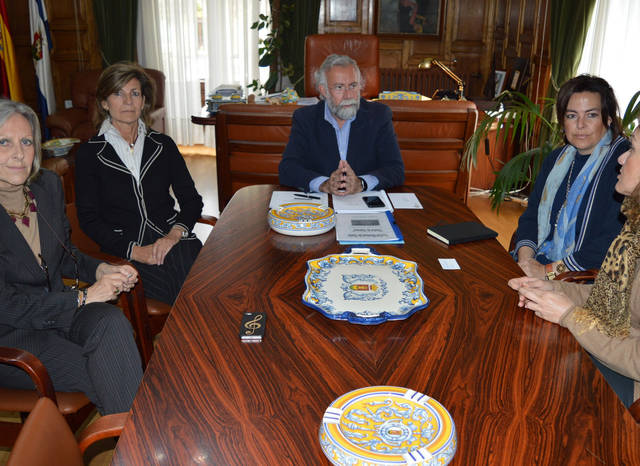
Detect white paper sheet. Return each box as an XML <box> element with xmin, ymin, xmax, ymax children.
<box><xmin>389</xmin><ymin>193</ymin><xmax>423</xmax><ymax>209</ymax></box>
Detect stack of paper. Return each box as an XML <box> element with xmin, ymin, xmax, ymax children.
<box><xmin>335</xmin><ymin>211</ymin><xmax>404</xmax><ymax>245</ymax></box>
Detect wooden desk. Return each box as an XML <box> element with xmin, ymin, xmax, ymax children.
<box><xmin>191</xmin><ymin>114</ymin><xmax>216</xmax><ymax>126</ymax></box>
<box><xmin>112</xmin><ymin>185</ymin><xmax>640</xmax><ymax>465</ymax></box>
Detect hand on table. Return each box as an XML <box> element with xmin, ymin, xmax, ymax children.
<box><xmin>320</xmin><ymin>160</ymin><xmax>362</xmax><ymax>196</ymax></box>
<box><xmin>508</xmin><ymin>276</ymin><xmax>573</xmax><ymax>323</ymax></box>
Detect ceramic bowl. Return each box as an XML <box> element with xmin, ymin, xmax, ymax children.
<box><xmin>268</xmin><ymin>202</ymin><xmax>335</xmax><ymax>236</ymax></box>
<box><xmin>42</xmin><ymin>138</ymin><xmax>80</xmax><ymax>157</ymax></box>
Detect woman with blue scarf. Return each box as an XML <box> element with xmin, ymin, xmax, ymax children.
<box><xmin>514</xmin><ymin>75</ymin><xmax>630</xmax><ymax>279</ymax></box>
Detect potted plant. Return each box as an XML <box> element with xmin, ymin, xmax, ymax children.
<box><xmin>463</xmin><ymin>90</ymin><xmax>640</xmax><ymax>209</ymax></box>
<box><xmin>249</xmin><ymin>5</ymin><xmax>301</xmax><ymax>94</ymax></box>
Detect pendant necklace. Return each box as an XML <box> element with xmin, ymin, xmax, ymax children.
<box><xmin>6</xmin><ymin>187</ymin><xmax>37</xmax><ymax>227</ymax></box>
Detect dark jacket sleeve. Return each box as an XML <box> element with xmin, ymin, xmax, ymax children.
<box><xmin>362</xmin><ymin>103</ymin><xmax>404</xmax><ymax>189</ymax></box>
<box><xmin>279</xmin><ymin>106</ymin><xmax>323</xmax><ymax>190</ymax></box>
<box><xmin>0</xmin><ymin>170</ymin><xmax>99</xmax><ymax>331</ymax></box>
<box><xmin>564</xmin><ymin>140</ymin><xmax>627</xmax><ymax>270</ymax></box>
<box><xmin>75</xmin><ymin>141</ymin><xmax>134</xmax><ymax>258</ymax></box>
<box><xmin>164</xmin><ymin>136</ymin><xmax>203</xmax><ymax>232</ymax></box>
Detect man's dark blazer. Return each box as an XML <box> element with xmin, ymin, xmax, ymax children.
<box><xmin>0</xmin><ymin>169</ymin><xmax>101</xmax><ymax>338</ymax></box>
<box><xmin>278</xmin><ymin>99</ymin><xmax>405</xmax><ymax>190</ymax></box>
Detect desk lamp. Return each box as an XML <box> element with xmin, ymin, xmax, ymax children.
<box><xmin>418</xmin><ymin>58</ymin><xmax>466</xmax><ymax>100</ymax></box>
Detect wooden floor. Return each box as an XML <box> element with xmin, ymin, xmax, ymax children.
<box><xmin>0</xmin><ymin>146</ymin><xmax>524</xmax><ymax>465</ymax></box>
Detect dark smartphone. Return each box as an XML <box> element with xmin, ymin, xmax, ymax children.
<box><xmin>362</xmin><ymin>196</ymin><xmax>385</xmax><ymax>208</ymax></box>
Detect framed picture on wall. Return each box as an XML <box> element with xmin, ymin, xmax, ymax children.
<box><xmin>494</xmin><ymin>70</ymin><xmax>507</xmax><ymax>97</ymax></box>
<box><xmin>376</xmin><ymin>0</ymin><xmax>444</xmax><ymax>37</ymax></box>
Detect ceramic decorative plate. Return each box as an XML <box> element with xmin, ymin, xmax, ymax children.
<box><xmin>319</xmin><ymin>386</ymin><xmax>457</xmax><ymax>466</ymax></box>
<box><xmin>268</xmin><ymin>202</ymin><xmax>335</xmax><ymax>236</ymax></box>
<box><xmin>303</xmin><ymin>248</ymin><xmax>429</xmax><ymax>324</ymax></box>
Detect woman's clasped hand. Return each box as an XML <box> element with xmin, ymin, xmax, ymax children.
<box><xmin>89</xmin><ymin>263</ymin><xmax>139</xmax><ymax>302</ymax></box>
<box><xmin>508</xmin><ymin>277</ymin><xmax>574</xmax><ymax>323</ymax></box>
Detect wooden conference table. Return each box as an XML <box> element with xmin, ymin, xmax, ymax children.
<box><xmin>112</xmin><ymin>185</ymin><xmax>640</xmax><ymax>465</ymax></box>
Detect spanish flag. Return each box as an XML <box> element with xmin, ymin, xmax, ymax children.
<box><xmin>0</xmin><ymin>0</ymin><xmax>21</xmax><ymax>101</ymax></box>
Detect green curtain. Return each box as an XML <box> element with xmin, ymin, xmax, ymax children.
<box><xmin>549</xmin><ymin>0</ymin><xmax>597</xmax><ymax>97</ymax></box>
<box><xmin>92</xmin><ymin>0</ymin><xmax>138</xmax><ymax>67</ymax></box>
<box><xmin>273</xmin><ymin>0</ymin><xmax>321</xmax><ymax>95</ymax></box>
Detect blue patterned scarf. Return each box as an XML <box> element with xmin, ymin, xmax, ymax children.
<box><xmin>537</xmin><ymin>130</ymin><xmax>613</xmax><ymax>261</ymax></box>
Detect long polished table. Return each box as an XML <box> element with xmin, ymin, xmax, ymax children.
<box><xmin>112</xmin><ymin>185</ymin><xmax>640</xmax><ymax>465</ymax></box>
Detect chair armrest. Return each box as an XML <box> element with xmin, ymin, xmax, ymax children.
<box><xmin>198</xmin><ymin>215</ymin><xmax>217</xmax><ymax>226</ymax></box>
<box><xmin>77</xmin><ymin>412</ymin><xmax>128</xmax><ymax>454</ymax></box>
<box><xmin>555</xmin><ymin>269</ymin><xmax>598</xmax><ymax>283</ymax></box>
<box><xmin>0</xmin><ymin>347</ymin><xmax>57</xmax><ymax>403</ymax></box>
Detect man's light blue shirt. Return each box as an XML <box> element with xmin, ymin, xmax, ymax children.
<box><xmin>308</xmin><ymin>101</ymin><xmax>379</xmax><ymax>192</ymax></box>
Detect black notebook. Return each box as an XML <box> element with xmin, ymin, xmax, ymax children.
<box><xmin>427</xmin><ymin>221</ymin><xmax>498</xmax><ymax>245</ymax></box>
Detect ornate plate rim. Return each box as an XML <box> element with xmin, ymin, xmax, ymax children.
<box><xmin>302</xmin><ymin>251</ymin><xmax>429</xmax><ymax>325</ymax></box>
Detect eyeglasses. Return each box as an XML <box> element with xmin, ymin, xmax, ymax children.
<box><xmin>39</xmin><ymin>253</ymin><xmax>79</xmax><ymax>292</ymax></box>
<box><xmin>329</xmin><ymin>82</ymin><xmax>360</xmax><ymax>94</ymax></box>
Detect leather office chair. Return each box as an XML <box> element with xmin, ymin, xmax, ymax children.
<box><xmin>46</xmin><ymin>68</ymin><xmax>167</xmax><ymax>141</ymax></box>
<box><xmin>304</xmin><ymin>34</ymin><xmax>379</xmax><ymax>98</ymax></box>
<box><xmin>2</xmin><ymin>348</ymin><xmax>126</xmax><ymax>465</ymax></box>
<box><xmin>7</xmin><ymin>397</ymin><xmax>125</xmax><ymax>466</ymax></box>
<box><xmin>0</xmin><ymin>347</ymin><xmax>94</xmax><ymax>447</ymax></box>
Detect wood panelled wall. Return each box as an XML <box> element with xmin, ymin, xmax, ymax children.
<box><xmin>319</xmin><ymin>0</ymin><xmax>551</xmax><ymax>100</ymax></box>
<box><xmin>7</xmin><ymin>0</ymin><xmax>100</xmax><ymax>115</ymax></box>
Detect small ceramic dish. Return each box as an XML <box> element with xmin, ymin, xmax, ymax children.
<box><xmin>268</xmin><ymin>202</ymin><xmax>335</xmax><ymax>236</ymax></box>
<box><xmin>319</xmin><ymin>386</ymin><xmax>457</xmax><ymax>466</ymax></box>
<box><xmin>303</xmin><ymin>248</ymin><xmax>429</xmax><ymax>324</ymax></box>
<box><xmin>42</xmin><ymin>138</ymin><xmax>81</xmax><ymax>157</ymax></box>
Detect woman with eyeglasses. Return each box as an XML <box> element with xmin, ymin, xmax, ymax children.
<box><xmin>0</xmin><ymin>99</ymin><xmax>142</xmax><ymax>414</ymax></box>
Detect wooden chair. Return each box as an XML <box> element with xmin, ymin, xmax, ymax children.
<box><xmin>215</xmin><ymin>104</ymin><xmax>299</xmax><ymax>211</ymax></box>
<box><xmin>381</xmin><ymin>100</ymin><xmax>478</xmax><ymax>203</ymax></box>
<box><xmin>0</xmin><ymin>347</ymin><xmax>94</xmax><ymax>447</ymax></box>
<box><xmin>304</xmin><ymin>34</ymin><xmax>379</xmax><ymax>99</ymax></box>
<box><xmin>2</xmin><ymin>348</ymin><xmax>126</xmax><ymax>465</ymax></box>
<box><xmin>7</xmin><ymin>397</ymin><xmax>125</xmax><ymax>466</ymax></box>
<box><xmin>214</xmin><ymin>100</ymin><xmax>480</xmax><ymax>211</ymax></box>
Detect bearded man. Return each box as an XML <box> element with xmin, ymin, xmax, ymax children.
<box><xmin>278</xmin><ymin>54</ymin><xmax>404</xmax><ymax>195</ymax></box>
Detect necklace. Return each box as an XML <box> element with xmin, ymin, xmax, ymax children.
<box><xmin>5</xmin><ymin>187</ymin><xmax>37</xmax><ymax>227</ymax></box>
<box><xmin>554</xmin><ymin>158</ymin><xmax>576</xmax><ymax>229</ymax></box>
